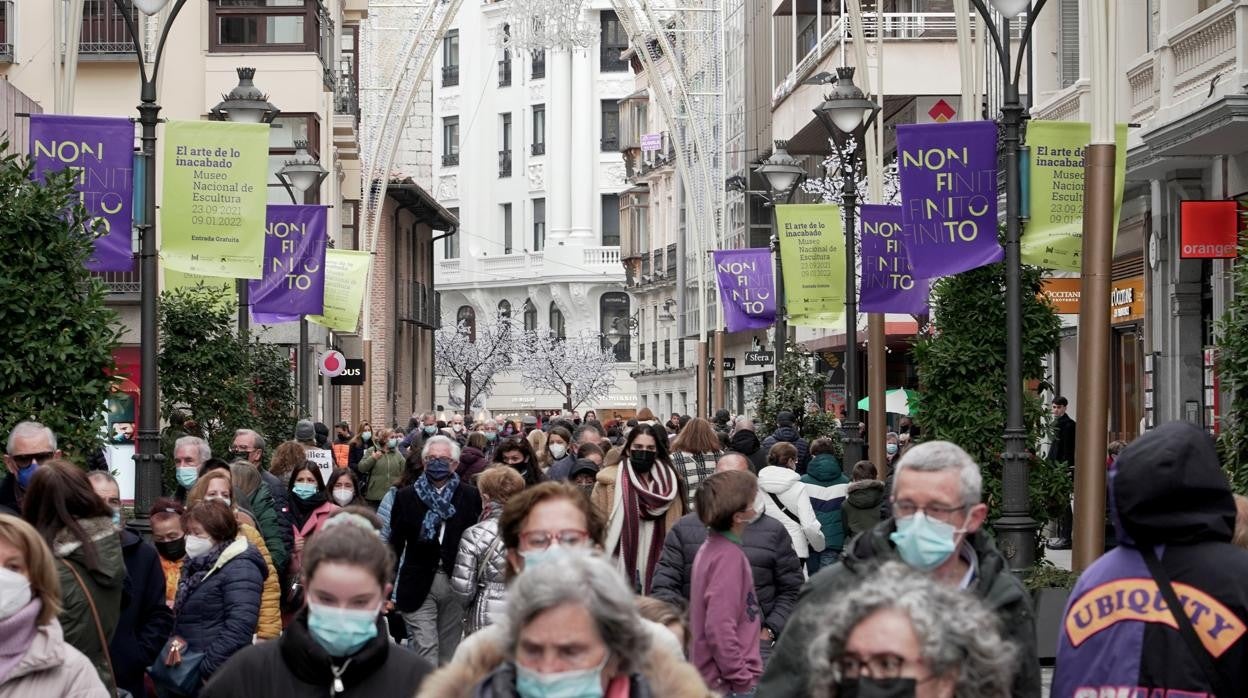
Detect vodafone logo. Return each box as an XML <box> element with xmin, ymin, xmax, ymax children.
<box><xmin>319</xmin><ymin>350</ymin><xmax>347</xmax><ymax>378</ymax></box>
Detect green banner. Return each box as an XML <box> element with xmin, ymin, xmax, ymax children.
<box><xmin>307</xmin><ymin>249</ymin><xmax>371</xmax><ymax>332</ymax></box>
<box><xmin>1022</xmin><ymin>121</ymin><xmax>1127</xmax><ymax>272</ymax></box>
<box><xmin>775</xmin><ymin>203</ymin><xmax>845</xmax><ymax>328</ymax></box>
<box><xmin>161</xmin><ymin>120</ymin><xmax>270</xmax><ymax>279</ymax></box>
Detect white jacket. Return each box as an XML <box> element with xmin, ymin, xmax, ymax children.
<box><xmin>757</xmin><ymin>466</ymin><xmax>826</xmax><ymax>558</ymax></box>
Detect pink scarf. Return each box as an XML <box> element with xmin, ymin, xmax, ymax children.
<box><xmin>614</xmin><ymin>461</ymin><xmax>679</xmax><ymax>593</ymax></box>
<box><xmin>0</xmin><ymin>599</ymin><xmax>41</xmax><ymax>685</ymax></box>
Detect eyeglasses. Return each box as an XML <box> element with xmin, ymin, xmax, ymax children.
<box><xmin>891</xmin><ymin>499</ymin><xmax>967</xmax><ymax>523</ymax></box>
<box><xmin>832</xmin><ymin>653</ymin><xmax>909</xmax><ymax>680</ymax></box>
<box><xmin>519</xmin><ymin>529</ymin><xmax>590</xmax><ymax>550</ymax></box>
<box><xmin>9</xmin><ymin>452</ymin><xmax>53</xmax><ymax>468</ymax></box>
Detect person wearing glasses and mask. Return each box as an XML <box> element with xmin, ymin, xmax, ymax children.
<box><xmin>2</xmin><ymin>421</ymin><xmax>62</xmax><ymax>516</ymax></box>
<box><xmin>758</xmin><ymin>441</ymin><xmax>1040</xmax><ymax>698</ymax></box>
<box><xmin>806</xmin><ymin>562</ymin><xmax>1017</xmax><ymax>698</ymax></box>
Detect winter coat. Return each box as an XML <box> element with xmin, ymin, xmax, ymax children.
<box><xmin>160</xmin><ymin>556</ymin><xmax>181</xmax><ymax>608</ymax></box>
<box><xmin>800</xmin><ymin>454</ymin><xmax>851</xmax><ymax>552</ymax></box>
<box><xmin>1053</xmin><ymin>421</ymin><xmax>1248</xmax><ymax>697</ymax></box>
<box><xmin>756</xmin><ymin>466</ymin><xmax>827</xmax><ymax>559</ymax></box>
<box><xmin>289</xmin><ymin>500</ymin><xmax>339</xmax><ymax>579</ymax></box>
<box><xmin>378</xmin><ymin>486</ymin><xmax>398</xmax><ymax>542</ymax></box>
<box><xmin>590</xmin><ymin>465</ymin><xmax>684</xmax><ymax>533</ymax></box>
<box><xmin>238</xmin><ymin>523</ymin><xmax>282</xmax><ymax>640</ymax></box>
<box><xmin>760</xmin><ymin>426</ymin><xmax>810</xmax><ymax>473</ymax></box>
<box><xmin>171</xmin><ymin>538</ymin><xmax>267</xmax><ymax>686</ymax></box>
<box><xmin>0</xmin><ymin>475</ymin><xmax>19</xmax><ymax>517</ymax></box>
<box><xmin>247</xmin><ymin>483</ymin><xmax>289</xmax><ymax>575</ymax></box>
<box><xmin>757</xmin><ymin>520</ymin><xmax>1041</xmax><ymax>698</ymax></box>
<box><xmin>0</xmin><ymin>619</ymin><xmax>109</xmax><ymax>698</ymax></box>
<box><xmin>689</xmin><ymin>532</ymin><xmax>762</xmax><ymax>693</ymax></box>
<box><xmin>200</xmin><ymin>607</ymin><xmax>432</xmax><ymax>698</ymax></box>
<box><xmin>458</xmin><ymin>447</ymin><xmax>490</xmax><ymax>484</ymax></box>
<box><xmin>390</xmin><ymin>480</ymin><xmax>483</xmax><ymax>613</ymax></box>
<box><xmin>544</xmin><ymin>453</ymin><xmax>576</xmax><ymax>481</ymax></box>
<box><xmin>650</xmin><ymin>510</ymin><xmax>802</xmax><ymax>637</ymax></box>
<box><xmin>1049</xmin><ymin>412</ymin><xmax>1077</xmax><ymax>467</ymax></box>
<box><xmin>111</xmin><ymin>528</ymin><xmax>173</xmax><ymax>698</ymax></box>
<box><xmin>358</xmin><ymin>450</ymin><xmax>405</xmax><ymax>502</ymax></box>
<box><xmin>670</xmin><ymin>450</ymin><xmax>723</xmax><ymax>509</ymax></box>
<box><xmin>841</xmin><ymin>480</ymin><xmax>885</xmax><ymax>538</ymax></box>
<box><xmin>449</xmin><ymin>516</ymin><xmax>508</xmax><ymax>635</ymax></box>
<box><xmin>54</xmin><ymin>517</ymin><xmax>125</xmax><ymax>691</ymax></box>
<box><xmin>727</xmin><ymin>429</ymin><xmax>768</xmax><ymax>473</ymax></box>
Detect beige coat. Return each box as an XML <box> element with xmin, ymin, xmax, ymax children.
<box><xmin>590</xmin><ymin>465</ymin><xmax>685</xmax><ymax>531</ymax></box>
<box><xmin>0</xmin><ymin>620</ymin><xmax>108</xmax><ymax>698</ymax></box>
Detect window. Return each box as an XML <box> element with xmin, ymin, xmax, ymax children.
<box><xmin>600</xmin><ymin>292</ymin><xmax>631</xmax><ymax>361</ymax></box>
<box><xmin>1058</xmin><ymin>0</ymin><xmax>1079</xmax><ymax>89</ymax></box>
<box><xmin>500</xmin><ymin>113</ymin><xmax>512</xmax><ymax>177</ymax></box>
<box><xmin>550</xmin><ymin>302</ymin><xmax>566</xmax><ymax>339</ymax></box>
<box><xmin>498</xmin><ymin>299</ymin><xmax>512</xmax><ymax>319</ymax></box>
<box><xmin>523</xmin><ymin>298</ymin><xmax>537</xmax><ymax>331</ymax></box>
<box><xmin>341</xmin><ymin>201</ymin><xmax>358</xmax><ymax>249</ymax></box>
<box><xmin>442</xmin><ymin>29</ymin><xmax>459</xmax><ymax>86</ymax></box>
<box><xmin>456</xmin><ymin>305</ymin><xmax>477</xmax><ymax>341</ymax></box>
<box><xmin>601</xmin><ymin>194</ymin><xmax>620</xmax><ymax>246</ymax></box>
<box><xmin>442</xmin><ymin>116</ymin><xmax>459</xmax><ymax>166</ymax></box>
<box><xmin>531</xmin><ymin>49</ymin><xmax>546</xmax><ymax>79</ymax></box>
<box><xmin>336</xmin><ymin>24</ymin><xmax>360</xmax><ymax>116</ymax></box>
<box><xmin>210</xmin><ymin>0</ymin><xmax>317</xmax><ymax>53</ymax></box>
<box><xmin>0</xmin><ymin>1</ymin><xmax>12</xmax><ymax>61</ymax></box>
<box><xmin>268</xmin><ymin>114</ymin><xmax>321</xmax><ymax>204</ymax></box>
<box><xmin>601</xmin><ymin>100</ymin><xmax>620</xmax><ymax>151</ymax></box>
<box><xmin>502</xmin><ymin>203</ymin><xmax>514</xmax><ymax>254</ymax></box>
<box><xmin>600</xmin><ymin>11</ymin><xmax>628</xmax><ymax>71</ymax></box>
<box><xmin>533</xmin><ymin>198</ymin><xmax>546</xmax><ymax>251</ymax></box>
<box><xmin>499</xmin><ymin>27</ymin><xmax>512</xmax><ymax>86</ymax></box>
<box><xmin>444</xmin><ymin>207</ymin><xmax>460</xmax><ymax>258</ymax></box>
<box><xmin>531</xmin><ymin>105</ymin><xmax>546</xmax><ymax>156</ymax></box>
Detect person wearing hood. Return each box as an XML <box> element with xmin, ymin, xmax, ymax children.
<box><xmin>758</xmin><ymin>443</ymin><xmax>826</xmax><ymax>566</ymax></box>
<box><xmin>757</xmin><ymin>440</ymin><xmax>1040</xmax><ymax>698</ymax></box>
<box><xmin>727</xmin><ymin>417</ymin><xmax>768</xmax><ymax>473</ymax></box>
<box><xmin>799</xmin><ymin>438</ymin><xmax>851</xmax><ymax>574</ymax></box>
<box><xmin>1053</xmin><ymin>421</ymin><xmax>1248</xmax><ymax>697</ymax></box>
<box><xmin>760</xmin><ymin>411</ymin><xmax>810</xmax><ymax>474</ymax></box>
<box><xmin>841</xmin><ymin>460</ymin><xmax>884</xmax><ymax>538</ymax></box>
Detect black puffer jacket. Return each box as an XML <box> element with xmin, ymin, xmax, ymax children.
<box><xmin>650</xmin><ymin>511</ymin><xmax>803</xmax><ymax>637</ymax></box>
<box><xmin>727</xmin><ymin>430</ymin><xmax>768</xmax><ymax>473</ymax></box>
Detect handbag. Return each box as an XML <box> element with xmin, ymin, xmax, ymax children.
<box><xmin>148</xmin><ymin>636</ymin><xmax>206</xmax><ymax>697</ymax></box>
<box><xmin>1141</xmin><ymin>546</ymin><xmax>1235</xmax><ymax>697</ymax></box>
<box><xmin>61</xmin><ymin>559</ymin><xmax>119</xmax><ymax>697</ymax></box>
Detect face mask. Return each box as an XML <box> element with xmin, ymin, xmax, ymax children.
<box><xmin>835</xmin><ymin>678</ymin><xmax>917</xmax><ymax>698</ymax></box>
<box><xmin>549</xmin><ymin>444</ymin><xmax>567</xmax><ymax>459</ymax></box>
<box><xmin>16</xmin><ymin>462</ymin><xmax>37</xmax><ymax>490</ymax></box>
<box><xmin>425</xmin><ymin>457</ymin><xmax>453</xmax><ymax>482</ymax></box>
<box><xmin>155</xmin><ymin>537</ymin><xmax>186</xmax><ymax>561</ymax></box>
<box><xmin>293</xmin><ymin>483</ymin><xmax>319</xmax><ymax>500</ymax></box>
<box><xmin>362</xmin><ymin>431</ymin><xmax>373</xmax><ymax>442</ymax></box>
<box><xmin>886</xmin><ymin>443</ymin><xmax>899</xmax><ymax>455</ymax></box>
<box><xmin>307</xmin><ymin>602</ymin><xmax>381</xmax><ymax>657</ymax></box>
<box><xmin>110</xmin><ymin>507</ymin><xmax>122</xmax><ymax>529</ymax></box>
<box><xmin>206</xmin><ymin>495</ymin><xmax>230</xmax><ymax>508</ymax></box>
<box><xmin>484</xmin><ymin>432</ymin><xmax>497</xmax><ymax>442</ymax></box>
<box><xmin>0</xmin><ymin>567</ymin><xmax>32</xmax><ymax>621</ymax></box>
<box><xmin>453</xmin><ymin>424</ymin><xmax>465</xmax><ymax>432</ymax></box>
<box><xmin>184</xmin><ymin>534</ymin><xmax>214</xmax><ymax>559</ymax></box>
<box><xmin>516</xmin><ymin>654</ymin><xmax>608</xmax><ymax>698</ymax></box>
<box><xmin>520</xmin><ymin>544</ymin><xmax>569</xmax><ymax>571</ymax></box>
<box><xmin>423</xmin><ymin>425</ymin><xmax>437</xmax><ymax>435</ymax></box>
<box><xmin>228</xmin><ymin>451</ymin><xmax>246</xmax><ymax>462</ymax></box>
<box><xmin>629</xmin><ymin>449</ymin><xmax>656</xmax><ymax>474</ymax></box>
<box><xmin>332</xmin><ymin>488</ymin><xmax>355</xmax><ymax>506</ymax></box>
<box><xmin>176</xmin><ymin>466</ymin><xmax>198</xmax><ymax>489</ymax></box>
<box><xmin>387</xmin><ymin>438</ymin><xmax>401</xmax><ymax>449</ymax></box>
<box><xmin>889</xmin><ymin>512</ymin><xmax>962</xmax><ymax>571</ymax></box>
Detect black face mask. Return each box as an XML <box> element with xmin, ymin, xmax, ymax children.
<box><xmin>155</xmin><ymin>537</ymin><xmax>187</xmax><ymax>562</ymax></box>
<box><xmin>835</xmin><ymin>678</ymin><xmax>917</xmax><ymax>698</ymax></box>
<box><xmin>629</xmin><ymin>449</ymin><xmax>657</xmax><ymax>474</ymax></box>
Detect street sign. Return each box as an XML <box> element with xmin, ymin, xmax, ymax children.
<box><xmin>707</xmin><ymin>358</ymin><xmax>737</xmax><ymax>371</ymax></box>
<box><xmin>330</xmin><ymin>359</ymin><xmax>366</xmax><ymax>386</ymax></box>
<box><xmin>319</xmin><ymin>350</ymin><xmax>346</xmax><ymax>377</ymax></box>
<box><xmin>745</xmin><ymin>351</ymin><xmax>774</xmax><ymax>366</ymax></box>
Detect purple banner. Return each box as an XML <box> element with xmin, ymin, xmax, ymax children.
<box><xmin>859</xmin><ymin>205</ymin><xmax>930</xmax><ymax>314</ymax></box>
<box><xmin>896</xmin><ymin>121</ymin><xmax>1003</xmax><ymax>279</ymax></box>
<box><xmin>29</xmin><ymin>115</ymin><xmax>135</xmax><ymax>272</ymax></box>
<box><xmin>713</xmin><ymin>248</ymin><xmax>776</xmax><ymax>332</ymax></box>
<box><xmin>248</xmin><ymin>205</ymin><xmax>327</xmax><ymax>324</ymax></box>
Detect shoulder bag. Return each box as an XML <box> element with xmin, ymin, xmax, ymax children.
<box><xmin>61</xmin><ymin>559</ymin><xmax>120</xmax><ymax>697</ymax></box>
<box><xmin>1141</xmin><ymin>546</ymin><xmax>1235</xmax><ymax>697</ymax></box>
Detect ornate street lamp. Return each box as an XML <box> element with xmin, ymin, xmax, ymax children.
<box><xmin>754</xmin><ymin>142</ymin><xmax>807</xmax><ymax>385</ymax></box>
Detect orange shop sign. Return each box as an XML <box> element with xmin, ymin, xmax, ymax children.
<box><xmin>1041</xmin><ymin>276</ymin><xmax>1145</xmax><ymax>324</ymax></box>
<box><xmin>1041</xmin><ymin>278</ymin><xmax>1081</xmax><ymax>314</ymax></box>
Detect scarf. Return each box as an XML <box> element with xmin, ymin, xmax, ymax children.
<box><xmin>174</xmin><ymin>541</ymin><xmax>227</xmax><ymax>611</ymax></box>
<box><xmin>414</xmin><ymin>473</ymin><xmax>459</xmax><ymax>542</ymax></box>
<box><xmin>290</xmin><ymin>490</ymin><xmax>329</xmax><ymax>530</ymax></box>
<box><xmin>609</xmin><ymin>461</ymin><xmax>678</xmax><ymax>593</ymax></box>
<box><xmin>0</xmin><ymin>599</ymin><xmax>41</xmax><ymax>685</ymax></box>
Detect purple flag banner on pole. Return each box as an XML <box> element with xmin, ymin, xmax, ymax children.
<box><xmin>249</xmin><ymin>205</ymin><xmax>327</xmax><ymax>324</ymax></box>
<box><xmin>712</xmin><ymin>248</ymin><xmax>776</xmax><ymax>332</ymax></box>
<box><xmin>29</xmin><ymin>115</ymin><xmax>135</xmax><ymax>272</ymax></box>
<box><xmin>896</xmin><ymin>121</ymin><xmax>1003</xmax><ymax>279</ymax></box>
<box><xmin>859</xmin><ymin>205</ymin><xmax>930</xmax><ymax>314</ymax></box>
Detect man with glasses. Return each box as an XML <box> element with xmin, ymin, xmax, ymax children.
<box><xmin>758</xmin><ymin>440</ymin><xmax>1040</xmax><ymax>698</ymax></box>
<box><xmin>2</xmin><ymin>421</ymin><xmax>60</xmax><ymax>515</ymax></box>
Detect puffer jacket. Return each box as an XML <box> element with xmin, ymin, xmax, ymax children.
<box><xmin>238</xmin><ymin>523</ymin><xmax>282</xmax><ymax>640</ymax></box>
<box><xmin>172</xmin><ymin>538</ymin><xmax>267</xmax><ymax>687</ymax></box>
<box><xmin>760</xmin><ymin>426</ymin><xmax>810</xmax><ymax>473</ymax></box>
<box><xmin>54</xmin><ymin>517</ymin><xmax>125</xmax><ymax>692</ymax></box>
<box><xmin>756</xmin><ymin>466</ymin><xmax>826</xmax><ymax>559</ymax></box>
<box><xmin>800</xmin><ymin>454</ymin><xmax>850</xmax><ymax>552</ymax></box>
<box><xmin>841</xmin><ymin>480</ymin><xmax>885</xmax><ymax>537</ymax></box>
<box><xmin>358</xmin><ymin>450</ymin><xmax>405</xmax><ymax>502</ymax></box>
<box><xmin>449</xmin><ymin>516</ymin><xmax>508</xmax><ymax>635</ymax></box>
<box><xmin>0</xmin><ymin>617</ymin><xmax>109</xmax><ymax>698</ymax></box>
<box><xmin>247</xmin><ymin>484</ymin><xmax>289</xmax><ymax>575</ymax></box>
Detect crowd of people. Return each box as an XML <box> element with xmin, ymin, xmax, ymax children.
<box><xmin>0</xmin><ymin>406</ymin><xmax>1245</xmax><ymax>697</ymax></box>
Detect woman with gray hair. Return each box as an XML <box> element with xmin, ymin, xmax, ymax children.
<box><xmin>417</xmin><ymin>551</ymin><xmax>711</xmax><ymax>697</ymax></box>
<box><xmin>807</xmin><ymin>562</ymin><xmax>1016</xmax><ymax>698</ymax></box>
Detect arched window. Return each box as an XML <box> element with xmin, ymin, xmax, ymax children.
<box><xmin>457</xmin><ymin>305</ymin><xmax>477</xmax><ymax>342</ymax></box>
<box><xmin>549</xmin><ymin>301</ymin><xmax>566</xmax><ymax>340</ymax></box>
<box><xmin>523</xmin><ymin>298</ymin><xmax>537</xmax><ymax>332</ymax></box>
<box><xmin>599</xmin><ymin>292</ymin><xmax>630</xmax><ymax>361</ymax></box>
<box><xmin>498</xmin><ymin>299</ymin><xmax>512</xmax><ymax>320</ymax></box>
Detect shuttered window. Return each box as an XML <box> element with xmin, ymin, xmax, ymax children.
<box><xmin>1058</xmin><ymin>0</ymin><xmax>1079</xmax><ymax>89</ymax></box>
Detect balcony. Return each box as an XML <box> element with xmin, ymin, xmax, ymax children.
<box><xmin>442</xmin><ymin>153</ymin><xmax>459</xmax><ymax>167</ymax></box>
<box><xmin>600</xmin><ymin>44</ymin><xmax>628</xmax><ymax>72</ymax></box>
<box><xmin>79</xmin><ymin>0</ymin><xmax>139</xmax><ymax>57</ymax></box>
<box><xmin>334</xmin><ymin>72</ymin><xmax>359</xmax><ymax>120</ymax></box>
<box><xmin>665</xmin><ymin>242</ymin><xmax>677</xmax><ymax>276</ymax></box>
<box><xmin>498</xmin><ymin>150</ymin><xmax>512</xmax><ymax>178</ymax></box>
<box><xmin>438</xmin><ymin>258</ymin><xmax>462</xmax><ymax>282</ymax></box>
<box><xmin>442</xmin><ymin>64</ymin><xmax>459</xmax><ymax>87</ymax></box>
<box><xmin>583</xmin><ymin>246</ymin><xmax>621</xmax><ymax>269</ymax></box>
<box><xmin>498</xmin><ymin>58</ymin><xmax>512</xmax><ymax>87</ymax></box>
<box><xmin>531</xmin><ymin>50</ymin><xmax>546</xmax><ymax>79</ymax></box>
<box><xmin>93</xmin><ymin>264</ymin><xmax>140</xmax><ymax>298</ymax></box>
<box><xmin>401</xmin><ymin>281</ymin><xmax>439</xmax><ymax>328</ymax></box>
<box><xmin>0</xmin><ymin>0</ymin><xmax>12</xmax><ymax>62</ymax></box>
<box><xmin>531</xmin><ymin>142</ymin><xmax>545</xmax><ymax>156</ymax></box>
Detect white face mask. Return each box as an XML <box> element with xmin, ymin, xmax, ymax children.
<box><xmin>332</xmin><ymin>489</ymin><xmax>355</xmax><ymax>506</ymax></box>
<box><xmin>184</xmin><ymin>535</ymin><xmax>214</xmax><ymax>559</ymax></box>
<box><xmin>549</xmin><ymin>443</ymin><xmax>567</xmax><ymax>459</ymax></box>
<box><xmin>0</xmin><ymin>567</ymin><xmax>32</xmax><ymax>621</ymax></box>
<box><xmin>205</xmin><ymin>495</ymin><xmax>230</xmax><ymax>508</ymax></box>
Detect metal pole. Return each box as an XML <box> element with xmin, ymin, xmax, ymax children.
<box><xmin>868</xmin><ymin>314</ymin><xmax>886</xmax><ymax>476</ymax></box>
<box><xmin>770</xmin><ymin>207</ymin><xmax>786</xmax><ymax>384</ymax></box>
<box><xmin>713</xmin><ymin>329</ymin><xmax>725</xmax><ymax>414</ymax></box>
<box><xmin>299</xmin><ymin>317</ymin><xmax>309</xmax><ymax>416</ymax></box>
<box><xmin>134</xmin><ymin>94</ymin><xmax>162</xmax><ymax>530</ymax></box>
<box><xmin>696</xmin><ymin>341</ymin><xmax>709</xmax><ymax>417</ymax></box>
<box><xmin>841</xmin><ymin>166</ymin><xmax>863</xmax><ymax>466</ymax></box>
<box><xmin>237</xmin><ymin>280</ymin><xmax>249</xmax><ymax>338</ymax></box>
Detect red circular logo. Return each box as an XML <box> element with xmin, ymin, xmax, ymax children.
<box><xmin>319</xmin><ymin>350</ymin><xmax>347</xmax><ymax>378</ymax></box>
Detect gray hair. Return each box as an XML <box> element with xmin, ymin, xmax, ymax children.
<box><xmin>421</xmin><ymin>435</ymin><xmax>461</xmax><ymax>462</ymax></box>
<box><xmin>503</xmin><ymin>552</ymin><xmax>651</xmax><ymax>675</ymax></box>
<box><xmin>234</xmin><ymin>428</ymin><xmax>266</xmax><ymax>453</ymax></box>
<box><xmin>174</xmin><ymin>435</ymin><xmax>211</xmax><ymax>466</ymax></box>
<box><xmin>807</xmin><ymin>562</ymin><xmax>1017</xmax><ymax>698</ymax></box>
<box><xmin>6</xmin><ymin>421</ymin><xmax>56</xmax><ymax>455</ymax></box>
<box><xmin>733</xmin><ymin>416</ymin><xmax>755</xmax><ymax>432</ymax></box>
<box><xmin>892</xmin><ymin>440</ymin><xmax>982</xmax><ymax>507</ymax></box>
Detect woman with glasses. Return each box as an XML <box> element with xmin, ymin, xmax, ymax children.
<box><xmin>806</xmin><ymin>561</ymin><xmax>1016</xmax><ymax>698</ymax></box>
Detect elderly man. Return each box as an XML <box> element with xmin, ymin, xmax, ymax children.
<box><xmin>230</xmin><ymin>428</ymin><xmax>292</xmax><ymax>573</ymax></box>
<box><xmin>650</xmin><ymin>452</ymin><xmax>803</xmax><ymax>666</ymax></box>
<box><xmin>389</xmin><ymin>435</ymin><xmax>482</xmax><ymax>663</ymax></box>
<box><xmin>2</xmin><ymin>421</ymin><xmax>61</xmax><ymax>514</ymax></box>
<box><xmin>172</xmin><ymin>435</ymin><xmax>211</xmax><ymax>496</ymax></box>
<box><xmin>758</xmin><ymin>440</ymin><xmax>1041</xmax><ymax>697</ymax></box>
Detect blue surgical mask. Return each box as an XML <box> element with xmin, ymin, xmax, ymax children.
<box><xmin>889</xmin><ymin>512</ymin><xmax>961</xmax><ymax>571</ymax></box>
<box><xmin>293</xmin><ymin>483</ymin><xmax>318</xmax><ymax>500</ymax></box>
<box><xmin>484</xmin><ymin>432</ymin><xmax>497</xmax><ymax>442</ymax></box>
<box><xmin>423</xmin><ymin>425</ymin><xmax>437</xmax><ymax>435</ymax></box>
<box><xmin>520</xmin><ymin>544</ymin><xmax>569</xmax><ymax>571</ymax></box>
<box><xmin>387</xmin><ymin>438</ymin><xmax>401</xmax><ymax>449</ymax></box>
<box><xmin>307</xmin><ymin>602</ymin><xmax>380</xmax><ymax>657</ymax></box>
<box><xmin>175</xmin><ymin>466</ymin><xmax>198</xmax><ymax>489</ymax></box>
<box><xmin>110</xmin><ymin>508</ymin><xmax>122</xmax><ymax>529</ymax></box>
<box><xmin>424</xmin><ymin>457</ymin><xmax>453</xmax><ymax>482</ymax></box>
<box><xmin>515</xmin><ymin>654</ymin><xmax>608</xmax><ymax>698</ymax></box>
<box><xmin>16</xmin><ymin>462</ymin><xmax>38</xmax><ymax>490</ymax></box>
<box><xmin>886</xmin><ymin>443</ymin><xmax>898</xmax><ymax>455</ymax></box>
<box><xmin>361</xmin><ymin>431</ymin><xmax>372</xmax><ymax>442</ymax></box>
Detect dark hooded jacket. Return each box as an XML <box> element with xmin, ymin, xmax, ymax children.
<box><xmin>55</xmin><ymin>516</ymin><xmax>126</xmax><ymax>691</ymax></box>
<box><xmin>1053</xmin><ymin>421</ymin><xmax>1248</xmax><ymax>698</ymax></box>
<box><xmin>728</xmin><ymin>430</ymin><xmax>768</xmax><ymax>473</ymax></box>
<box><xmin>758</xmin><ymin>519</ymin><xmax>1040</xmax><ymax>698</ymax></box>
<box><xmin>801</xmin><ymin>454</ymin><xmax>850</xmax><ymax>552</ymax></box>
<box><xmin>112</xmin><ymin>527</ymin><xmax>174</xmax><ymax>698</ymax></box>
<box><xmin>760</xmin><ymin>426</ymin><xmax>810</xmax><ymax>474</ymax></box>
<box><xmin>841</xmin><ymin>480</ymin><xmax>885</xmax><ymax>538</ymax></box>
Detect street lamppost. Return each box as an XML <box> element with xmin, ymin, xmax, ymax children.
<box><xmin>277</xmin><ymin>143</ymin><xmax>329</xmax><ymax>417</ymax></box>
<box><xmin>114</xmin><ymin>0</ymin><xmax>188</xmax><ymax>529</ymax></box>
<box><xmin>210</xmin><ymin>67</ymin><xmax>280</xmax><ymax>339</ymax></box>
<box><xmin>755</xmin><ymin>142</ymin><xmax>806</xmax><ymax>387</ymax></box>
<box><xmin>969</xmin><ymin>0</ymin><xmax>1047</xmax><ymax>571</ymax></box>
<box><xmin>813</xmin><ymin>66</ymin><xmax>881</xmax><ymax>469</ymax></box>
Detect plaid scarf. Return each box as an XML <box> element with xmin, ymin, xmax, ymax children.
<box><xmin>414</xmin><ymin>473</ymin><xmax>459</xmax><ymax>542</ymax></box>
<box><xmin>614</xmin><ymin>461</ymin><xmax>678</xmax><ymax>593</ymax></box>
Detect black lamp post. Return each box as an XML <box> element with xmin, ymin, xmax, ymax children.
<box><xmin>210</xmin><ymin>67</ymin><xmax>280</xmax><ymax>340</ymax></box>
<box><xmin>277</xmin><ymin>143</ymin><xmax>329</xmax><ymax>418</ymax></box>
<box><xmin>114</xmin><ymin>0</ymin><xmax>187</xmax><ymax>530</ymax></box>
<box><xmin>813</xmin><ymin>66</ymin><xmax>880</xmax><ymax>468</ymax></box>
<box><xmin>754</xmin><ymin>141</ymin><xmax>807</xmax><ymax>385</ymax></box>
<box><xmin>969</xmin><ymin>0</ymin><xmax>1047</xmax><ymax>571</ymax></box>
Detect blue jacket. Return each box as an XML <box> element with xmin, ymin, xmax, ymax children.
<box><xmin>800</xmin><ymin>454</ymin><xmax>850</xmax><ymax>552</ymax></box>
<box><xmin>173</xmin><ymin>538</ymin><xmax>267</xmax><ymax>687</ymax></box>
<box><xmin>113</xmin><ymin>528</ymin><xmax>174</xmax><ymax>698</ymax></box>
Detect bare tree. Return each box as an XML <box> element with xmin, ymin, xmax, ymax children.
<box><xmin>517</xmin><ymin>330</ymin><xmax>617</xmax><ymax>410</ymax></box>
<box><xmin>434</xmin><ymin>315</ymin><xmax>516</xmax><ymax>413</ymax></box>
